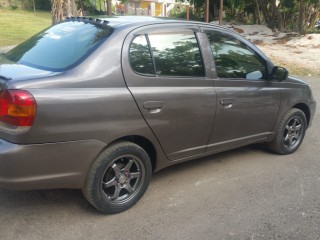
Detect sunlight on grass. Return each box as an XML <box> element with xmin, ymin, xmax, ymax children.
<box><xmin>0</xmin><ymin>8</ymin><xmax>51</xmax><ymax>46</ymax></box>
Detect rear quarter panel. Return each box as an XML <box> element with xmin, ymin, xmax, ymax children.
<box><xmin>1</xmin><ymin>28</ymin><xmax>169</xmax><ymax>171</ymax></box>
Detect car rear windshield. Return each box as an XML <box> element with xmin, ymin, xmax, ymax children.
<box><xmin>5</xmin><ymin>21</ymin><xmax>113</xmax><ymax>71</ymax></box>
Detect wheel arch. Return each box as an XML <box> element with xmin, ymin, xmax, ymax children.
<box><xmin>292</xmin><ymin>102</ymin><xmax>311</xmax><ymax>127</ymax></box>
<box><xmin>109</xmin><ymin>135</ymin><xmax>157</xmax><ymax>172</ymax></box>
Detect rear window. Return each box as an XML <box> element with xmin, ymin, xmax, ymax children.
<box><xmin>5</xmin><ymin>21</ymin><xmax>113</xmax><ymax>71</ymax></box>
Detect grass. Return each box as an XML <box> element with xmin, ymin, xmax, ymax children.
<box><xmin>0</xmin><ymin>8</ymin><xmax>51</xmax><ymax>47</ymax></box>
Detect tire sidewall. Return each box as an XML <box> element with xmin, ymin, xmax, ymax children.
<box><xmin>84</xmin><ymin>142</ymin><xmax>152</xmax><ymax>213</ymax></box>
<box><xmin>277</xmin><ymin>109</ymin><xmax>307</xmax><ymax>154</ymax></box>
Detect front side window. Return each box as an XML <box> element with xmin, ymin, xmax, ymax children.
<box><xmin>206</xmin><ymin>32</ymin><xmax>266</xmax><ymax>80</ymax></box>
<box><xmin>6</xmin><ymin>21</ymin><xmax>113</xmax><ymax>71</ymax></box>
<box><xmin>148</xmin><ymin>32</ymin><xmax>204</xmax><ymax>77</ymax></box>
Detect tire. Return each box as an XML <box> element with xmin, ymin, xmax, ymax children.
<box><xmin>82</xmin><ymin>141</ymin><xmax>152</xmax><ymax>214</ymax></box>
<box><xmin>267</xmin><ymin>108</ymin><xmax>307</xmax><ymax>155</ymax></box>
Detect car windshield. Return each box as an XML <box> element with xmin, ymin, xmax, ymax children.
<box><xmin>5</xmin><ymin>21</ymin><xmax>113</xmax><ymax>71</ymax></box>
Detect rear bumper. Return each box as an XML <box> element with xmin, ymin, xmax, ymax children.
<box><xmin>0</xmin><ymin>139</ymin><xmax>106</xmax><ymax>190</ymax></box>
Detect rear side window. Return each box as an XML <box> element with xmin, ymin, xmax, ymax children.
<box><xmin>129</xmin><ymin>35</ymin><xmax>154</xmax><ymax>75</ymax></box>
<box><xmin>206</xmin><ymin>32</ymin><xmax>266</xmax><ymax>79</ymax></box>
<box><xmin>148</xmin><ymin>32</ymin><xmax>204</xmax><ymax>77</ymax></box>
<box><xmin>128</xmin><ymin>31</ymin><xmax>204</xmax><ymax>77</ymax></box>
<box><xmin>6</xmin><ymin>21</ymin><xmax>113</xmax><ymax>71</ymax></box>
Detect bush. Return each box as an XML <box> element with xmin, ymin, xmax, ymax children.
<box><xmin>168</xmin><ymin>5</ymin><xmax>203</xmax><ymax>21</ymax></box>
<box><xmin>9</xmin><ymin>0</ymin><xmax>19</xmax><ymax>10</ymax></box>
<box><xmin>34</xmin><ymin>0</ymin><xmax>51</xmax><ymax>10</ymax></box>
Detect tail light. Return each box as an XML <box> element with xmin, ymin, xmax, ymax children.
<box><xmin>0</xmin><ymin>89</ymin><xmax>36</xmax><ymax>127</ymax></box>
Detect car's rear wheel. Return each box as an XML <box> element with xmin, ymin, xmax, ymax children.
<box><xmin>82</xmin><ymin>141</ymin><xmax>152</xmax><ymax>214</ymax></box>
<box><xmin>268</xmin><ymin>108</ymin><xmax>307</xmax><ymax>154</ymax></box>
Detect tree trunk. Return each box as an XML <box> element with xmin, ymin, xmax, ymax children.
<box><xmin>219</xmin><ymin>0</ymin><xmax>223</xmax><ymax>25</ymax></box>
<box><xmin>271</xmin><ymin>0</ymin><xmax>283</xmax><ymax>31</ymax></box>
<box><xmin>258</xmin><ymin>0</ymin><xmax>274</xmax><ymax>29</ymax></box>
<box><xmin>32</xmin><ymin>0</ymin><xmax>36</xmax><ymax>12</ymax></box>
<box><xmin>65</xmin><ymin>0</ymin><xmax>71</xmax><ymax>17</ymax></box>
<box><xmin>79</xmin><ymin>0</ymin><xmax>84</xmax><ymax>16</ymax></box>
<box><xmin>107</xmin><ymin>0</ymin><xmax>112</xmax><ymax>16</ymax></box>
<box><xmin>253</xmin><ymin>0</ymin><xmax>261</xmax><ymax>24</ymax></box>
<box><xmin>309</xmin><ymin>10</ymin><xmax>319</xmax><ymax>29</ymax></box>
<box><xmin>51</xmin><ymin>0</ymin><xmax>78</xmax><ymax>24</ymax></box>
<box><xmin>205</xmin><ymin>0</ymin><xmax>209</xmax><ymax>22</ymax></box>
<box><xmin>52</xmin><ymin>0</ymin><xmax>64</xmax><ymax>24</ymax></box>
<box><xmin>297</xmin><ymin>0</ymin><xmax>306</xmax><ymax>34</ymax></box>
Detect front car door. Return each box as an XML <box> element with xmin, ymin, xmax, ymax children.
<box><xmin>202</xmin><ymin>28</ymin><xmax>281</xmax><ymax>153</ymax></box>
<box><xmin>122</xmin><ymin>24</ymin><xmax>217</xmax><ymax>160</ymax></box>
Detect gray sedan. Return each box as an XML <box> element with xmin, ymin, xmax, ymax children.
<box><xmin>0</xmin><ymin>16</ymin><xmax>316</xmax><ymax>213</ymax></box>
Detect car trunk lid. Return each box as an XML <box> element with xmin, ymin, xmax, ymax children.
<box><xmin>0</xmin><ymin>53</ymin><xmax>57</xmax><ymax>83</ymax></box>
<box><xmin>0</xmin><ymin>63</ymin><xmax>57</xmax><ymax>82</ymax></box>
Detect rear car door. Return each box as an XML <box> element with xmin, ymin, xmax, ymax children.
<box><xmin>202</xmin><ymin>28</ymin><xmax>281</xmax><ymax>152</ymax></box>
<box><xmin>122</xmin><ymin>24</ymin><xmax>217</xmax><ymax>160</ymax></box>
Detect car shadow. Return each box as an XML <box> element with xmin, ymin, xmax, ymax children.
<box><xmin>152</xmin><ymin>143</ymin><xmax>270</xmax><ymax>181</ymax></box>
<box><xmin>0</xmin><ymin>144</ymin><xmax>270</xmax><ymax>214</ymax></box>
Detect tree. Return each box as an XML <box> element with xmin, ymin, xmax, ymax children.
<box><xmin>171</xmin><ymin>0</ymin><xmax>319</xmax><ymax>33</ymax></box>
<box><xmin>297</xmin><ymin>0</ymin><xmax>306</xmax><ymax>34</ymax></box>
<box><xmin>51</xmin><ymin>0</ymin><xmax>79</xmax><ymax>24</ymax></box>
<box><xmin>257</xmin><ymin>0</ymin><xmax>283</xmax><ymax>30</ymax></box>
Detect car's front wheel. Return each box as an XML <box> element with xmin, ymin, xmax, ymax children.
<box><xmin>268</xmin><ymin>108</ymin><xmax>307</xmax><ymax>154</ymax></box>
<box><xmin>82</xmin><ymin>141</ymin><xmax>152</xmax><ymax>214</ymax></box>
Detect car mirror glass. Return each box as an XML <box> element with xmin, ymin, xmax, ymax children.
<box><xmin>246</xmin><ymin>70</ymin><xmax>263</xmax><ymax>80</ymax></box>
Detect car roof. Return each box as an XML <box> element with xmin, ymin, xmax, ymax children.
<box><xmin>86</xmin><ymin>16</ymin><xmax>196</xmax><ymax>26</ymax></box>
<box><xmin>65</xmin><ymin>16</ymin><xmax>233</xmax><ymax>32</ymax></box>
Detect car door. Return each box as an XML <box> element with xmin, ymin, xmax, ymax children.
<box><xmin>122</xmin><ymin>24</ymin><xmax>217</xmax><ymax>160</ymax></box>
<box><xmin>202</xmin><ymin>28</ymin><xmax>281</xmax><ymax>152</ymax></box>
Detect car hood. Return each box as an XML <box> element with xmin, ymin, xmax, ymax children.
<box><xmin>0</xmin><ymin>55</ymin><xmax>58</xmax><ymax>82</ymax></box>
<box><xmin>286</xmin><ymin>76</ymin><xmax>308</xmax><ymax>85</ymax></box>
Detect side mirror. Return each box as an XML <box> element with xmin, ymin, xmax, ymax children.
<box><xmin>271</xmin><ymin>66</ymin><xmax>288</xmax><ymax>81</ymax></box>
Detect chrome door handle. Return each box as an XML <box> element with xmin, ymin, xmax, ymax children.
<box><xmin>220</xmin><ymin>98</ymin><xmax>235</xmax><ymax>108</ymax></box>
<box><xmin>220</xmin><ymin>98</ymin><xmax>235</xmax><ymax>105</ymax></box>
<box><xmin>143</xmin><ymin>101</ymin><xmax>163</xmax><ymax>113</ymax></box>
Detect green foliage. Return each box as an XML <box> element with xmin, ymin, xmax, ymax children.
<box><xmin>81</xmin><ymin>0</ymin><xmax>96</xmax><ymax>12</ymax></box>
<box><xmin>9</xmin><ymin>0</ymin><xmax>19</xmax><ymax>9</ymax></box>
<box><xmin>168</xmin><ymin>5</ymin><xmax>203</xmax><ymax>21</ymax></box>
<box><xmin>33</xmin><ymin>0</ymin><xmax>51</xmax><ymax>10</ymax></box>
<box><xmin>171</xmin><ymin>0</ymin><xmax>318</xmax><ymax>33</ymax></box>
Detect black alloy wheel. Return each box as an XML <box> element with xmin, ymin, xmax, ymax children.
<box><xmin>267</xmin><ymin>108</ymin><xmax>307</xmax><ymax>154</ymax></box>
<box><xmin>82</xmin><ymin>141</ymin><xmax>152</xmax><ymax>214</ymax></box>
<box><xmin>101</xmin><ymin>155</ymin><xmax>145</xmax><ymax>204</ymax></box>
<box><xmin>282</xmin><ymin>115</ymin><xmax>304</xmax><ymax>151</ymax></box>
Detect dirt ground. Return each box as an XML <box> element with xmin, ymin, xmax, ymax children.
<box><xmin>226</xmin><ymin>24</ymin><xmax>320</xmax><ymax>77</ymax></box>
<box><xmin>258</xmin><ymin>43</ymin><xmax>320</xmax><ymax>77</ymax></box>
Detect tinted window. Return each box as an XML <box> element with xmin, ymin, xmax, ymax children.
<box><xmin>6</xmin><ymin>21</ymin><xmax>113</xmax><ymax>71</ymax></box>
<box><xmin>129</xmin><ymin>35</ymin><xmax>154</xmax><ymax>75</ymax></box>
<box><xmin>206</xmin><ymin>32</ymin><xmax>266</xmax><ymax>79</ymax></box>
<box><xmin>148</xmin><ymin>32</ymin><xmax>204</xmax><ymax>77</ymax></box>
